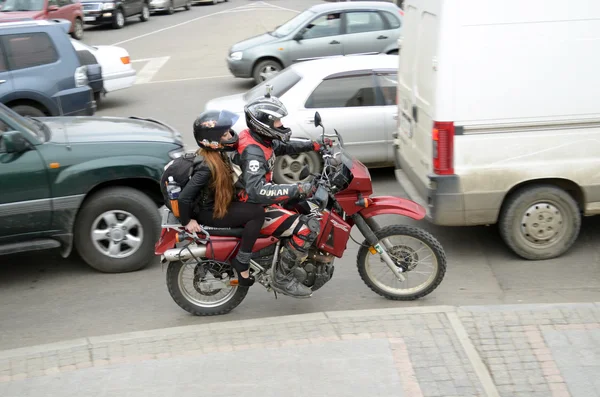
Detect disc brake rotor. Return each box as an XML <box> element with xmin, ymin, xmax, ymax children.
<box><xmin>383</xmin><ymin>245</ymin><xmax>420</xmax><ymax>272</ymax></box>
<box><xmin>192</xmin><ymin>262</ymin><xmax>233</xmax><ymax>296</ymax></box>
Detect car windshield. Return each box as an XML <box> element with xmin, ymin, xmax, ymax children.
<box><xmin>271</xmin><ymin>10</ymin><xmax>316</xmax><ymax>38</ymax></box>
<box><xmin>243</xmin><ymin>69</ymin><xmax>302</xmax><ymax>102</ymax></box>
<box><xmin>0</xmin><ymin>0</ymin><xmax>45</xmax><ymax>12</ymax></box>
<box><xmin>0</xmin><ymin>103</ymin><xmax>45</xmax><ymax>141</ymax></box>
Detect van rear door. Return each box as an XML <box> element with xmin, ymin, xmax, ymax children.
<box><xmin>396</xmin><ymin>0</ymin><xmax>445</xmax><ymax>189</ymax></box>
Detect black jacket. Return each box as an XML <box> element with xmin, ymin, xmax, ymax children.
<box><xmin>233</xmin><ymin>129</ymin><xmax>315</xmax><ymax>205</ymax></box>
<box><xmin>177</xmin><ymin>156</ymin><xmax>235</xmax><ymax>225</ymax></box>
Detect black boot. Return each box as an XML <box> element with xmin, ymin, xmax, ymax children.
<box><xmin>271</xmin><ymin>245</ymin><xmax>312</xmax><ymax>298</ymax></box>
<box><xmin>231</xmin><ymin>257</ymin><xmax>255</xmax><ymax>287</ymax></box>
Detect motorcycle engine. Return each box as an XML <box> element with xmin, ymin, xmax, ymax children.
<box><xmin>300</xmin><ymin>248</ymin><xmax>335</xmax><ymax>292</ymax></box>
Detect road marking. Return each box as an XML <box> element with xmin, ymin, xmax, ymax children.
<box><xmin>110</xmin><ymin>1</ymin><xmax>295</xmax><ymax>46</ymax></box>
<box><xmin>132</xmin><ymin>56</ymin><xmax>171</xmax><ymax>84</ymax></box>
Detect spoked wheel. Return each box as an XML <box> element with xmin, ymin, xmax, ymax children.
<box><xmin>166</xmin><ymin>259</ymin><xmax>249</xmax><ymax>316</ymax></box>
<box><xmin>357</xmin><ymin>225</ymin><xmax>447</xmax><ymax>300</ymax></box>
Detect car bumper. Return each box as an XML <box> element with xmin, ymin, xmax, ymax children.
<box><xmin>226</xmin><ymin>57</ymin><xmax>253</xmax><ymax>78</ymax></box>
<box><xmin>53</xmin><ymin>86</ymin><xmax>96</xmax><ymax>116</ymax></box>
<box><xmin>83</xmin><ymin>10</ymin><xmax>115</xmax><ymax>25</ymax></box>
<box><xmin>103</xmin><ymin>69</ymin><xmax>137</xmax><ymax>92</ymax></box>
<box><xmin>393</xmin><ymin>145</ymin><xmax>465</xmax><ymax>226</ymax></box>
<box><xmin>149</xmin><ymin>0</ymin><xmax>170</xmax><ymax>11</ymax></box>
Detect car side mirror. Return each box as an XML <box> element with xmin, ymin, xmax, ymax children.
<box><xmin>0</xmin><ymin>131</ymin><xmax>29</xmax><ymax>153</ymax></box>
<box><xmin>313</xmin><ymin>111</ymin><xmax>322</xmax><ymax>128</ymax></box>
<box><xmin>293</xmin><ymin>30</ymin><xmax>304</xmax><ymax>41</ymax></box>
<box><xmin>48</xmin><ymin>4</ymin><xmax>59</xmax><ymax>11</ymax></box>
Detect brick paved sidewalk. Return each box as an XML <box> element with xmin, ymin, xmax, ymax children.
<box><xmin>1</xmin><ymin>302</ymin><xmax>599</xmax><ymax>397</ymax></box>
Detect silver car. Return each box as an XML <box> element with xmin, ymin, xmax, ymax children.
<box><xmin>207</xmin><ymin>54</ymin><xmax>399</xmax><ymax>184</ymax></box>
<box><xmin>226</xmin><ymin>1</ymin><xmax>403</xmax><ymax>85</ymax></box>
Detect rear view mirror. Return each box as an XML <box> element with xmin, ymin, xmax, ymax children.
<box><xmin>0</xmin><ymin>131</ymin><xmax>29</xmax><ymax>153</ymax></box>
<box><xmin>313</xmin><ymin>112</ymin><xmax>322</xmax><ymax>127</ymax></box>
<box><xmin>293</xmin><ymin>30</ymin><xmax>305</xmax><ymax>41</ymax></box>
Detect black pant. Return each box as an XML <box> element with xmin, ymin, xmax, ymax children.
<box><xmin>196</xmin><ymin>202</ymin><xmax>265</xmax><ymax>252</ymax></box>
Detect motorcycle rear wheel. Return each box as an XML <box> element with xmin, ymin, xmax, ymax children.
<box><xmin>357</xmin><ymin>225</ymin><xmax>447</xmax><ymax>301</ymax></box>
<box><xmin>166</xmin><ymin>259</ymin><xmax>249</xmax><ymax>316</ymax></box>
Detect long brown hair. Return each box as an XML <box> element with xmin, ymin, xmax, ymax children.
<box><xmin>197</xmin><ymin>149</ymin><xmax>233</xmax><ymax>219</ymax></box>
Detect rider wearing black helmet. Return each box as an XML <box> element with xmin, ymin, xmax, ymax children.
<box><xmin>176</xmin><ymin>109</ymin><xmax>265</xmax><ymax>287</ymax></box>
<box><xmin>232</xmin><ymin>89</ymin><xmax>331</xmax><ymax>298</ymax></box>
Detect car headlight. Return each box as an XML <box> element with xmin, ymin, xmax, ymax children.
<box><xmin>230</xmin><ymin>51</ymin><xmax>243</xmax><ymax>61</ymax></box>
<box><xmin>168</xmin><ymin>147</ymin><xmax>185</xmax><ymax>159</ymax></box>
<box><xmin>102</xmin><ymin>2</ymin><xmax>115</xmax><ymax>10</ymax></box>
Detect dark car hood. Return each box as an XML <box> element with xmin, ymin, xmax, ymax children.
<box><xmin>230</xmin><ymin>33</ymin><xmax>279</xmax><ymax>52</ymax></box>
<box><xmin>41</xmin><ymin>116</ymin><xmax>183</xmax><ymax>145</ymax></box>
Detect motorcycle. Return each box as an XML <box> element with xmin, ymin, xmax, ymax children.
<box><xmin>155</xmin><ymin>111</ymin><xmax>447</xmax><ymax>316</ymax></box>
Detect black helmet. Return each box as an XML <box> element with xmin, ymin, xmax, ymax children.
<box><xmin>193</xmin><ymin>109</ymin><xmax>240</xmax><ymax>152</ymax></box>
<box><xmin>244</xmin><ymin>88</ymin><xmax>291</xmax><ymax>142</ymax></box>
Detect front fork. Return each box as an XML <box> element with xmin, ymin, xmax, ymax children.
<box><xmin>352</xmin><ymin>214</ymin><xmax>406</xmax><ymax>282</ymax></box>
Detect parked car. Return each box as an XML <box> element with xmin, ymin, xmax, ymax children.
<box><xmin>394</xmin><ymin>0</ymin><xmax>600</xmax><ymax>261</ymax></box>
<box><xmin>81</xmin><ymin>0</ymin><xmax>149</xmax><ymax>29</ymax></box>
<box><xmin>70</xmin><ymin>38</ymin><xmax>136</xmax><ymax>103</ymax></box>
<box><xmin>72</xmin><ymin>40</ymin><xmax>104</xmax><ymax>104</ymax></box>
<box><xmin>206</xmin><ymin>54</ymin><xmax>398</xmax><ymax>184</ymax></box>
<box><xmin>0</xmin><ymin>0</ymin><xmax>85</xmax><ymax>39</ymax></box>
<box><xmin>149</xmin><ymin>0</ymin><xmax>190</xmax><ymax>14</ymax></box>
<box><xmin>227</xmin><ymin>1</ymin><xmax>402</xmax><ymax>85</ymax></box>
<box><xmin>0</xmin><ymin>102</ymin><xmax>185</xmax><ymax>273</ymax></box>
<box><xmin>0</xmin><ymin>19</ymin><xmax>95</xmax><ymax>117</ymax></box>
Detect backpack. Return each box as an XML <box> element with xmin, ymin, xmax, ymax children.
<box><xmin>160</xmin><ymin>152</ymin><xmax>203</xmax><ymax>206</ymax></box>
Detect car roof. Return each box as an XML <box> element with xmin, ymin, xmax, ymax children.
<box><xmin>0</xmin><ymin>18</ymin><xmax>71</xmax><ymax>34</ymax></box>
<box><xmin>308</xmin><ymin>1</ymin><xmax>400</xmax><ymax>13</ymax></box>
<box><xmin>290</xmin><ymin>54</ymin><xmax>398</xmax><ymax>79</ymax></box>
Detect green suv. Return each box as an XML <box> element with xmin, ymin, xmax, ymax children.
<box><xmin>0</xmin><ymin>103</ymin><xmax>184</xmax><ymax>273</ymax></box>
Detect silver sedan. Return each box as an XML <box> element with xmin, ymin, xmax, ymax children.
<box><xmin>205</xmin><ymin>54</ymin><xmax>399</xmax><ymax>184</ymax></box>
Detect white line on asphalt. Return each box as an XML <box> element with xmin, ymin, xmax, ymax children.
<box><xmin>134</xmin><ymin>56</ymin><xmax>171</xmax><ymax>84</ymax></box>
<box><xmin>446</xmin><ymin>312</ymin><xmax>501</xmax><ymax>397</ymax></box>
<box><xmin>256</xmin><ymin>0</ymin><xmax>300</xmax><ymax>13</ymax></box>
<box><xmin>110</xmin><ymin>1</ymin><xmax>291</xmax><ymax>46</ymax></box>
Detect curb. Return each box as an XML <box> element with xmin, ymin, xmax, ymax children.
<box><xmin>1</xmin><ymin>302</ymin><xmax>598</xmax><ymax>360</ymax></box>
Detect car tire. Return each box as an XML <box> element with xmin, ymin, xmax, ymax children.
<box><xmin>252</xmin><ymin>59</ymin><xmax>282</xmax><ymax>85</ymax></box>
<box><xmin>184</xmin><ymin>0</ymin><xmax>191</xmax><ymax>10</ymax></box>
<box><xmin>273</xmin><ymin>151</ymin><xmax>321</xmax><ymax>184</ymax></box>
<box><xmin>74</xmin><ymin>187</ymin><xmax>161</xmax><ymax>273</ymax></box>
<box><xmin>140</xmin><ymin>3</ymin><xmax>150</xmax><ymax>21</ymax></box>
<box><xmin>166</xmin><ymin>1</ymin><xmax>174</xmax><ymax>14</ymax></box>
<box><xmin>387</xmin><ymin>50</ymin><xmax>398</xmax><ymax>55</ymax></box>
<box><xmin>498</xmin><ymin>184</ymin><xmax>581</xmax><ymax>260</ymax></box>
<box><xmin>71</xmin><ymin>17</ymin><xmax>84</xmax><ymax>40</ymax></box>
<box><xmin>112</xmin><ymin>9</ymin><xmax>125</xmax><ymax>29</ymax></box>
<box><xmin>11</xmin><ymin>104</ymin><xmax>45</xmax><ymax>117</ymax></box>
<box><xmin>94</xmin><ymin>91</ymin><xmax>102</xmax><ymax>106</ymax></box>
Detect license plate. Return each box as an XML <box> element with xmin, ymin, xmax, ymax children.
<box><xmin>400</xmin><ymin>112</ymin><xmax>413</xmax><ymax>138</ymax></box>
<box><xmin>84</xmin><ymin>16</ymin><xmax>96</xmax><ymax>22</ymax></box>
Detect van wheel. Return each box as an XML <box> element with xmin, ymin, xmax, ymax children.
<box><xmin>499</xmin><ymin>185</ymin><xmax>581</xmax><ymax>260</ymax></box>
<box><xmin>74</xmin><ymin>187</ymin><xmax>161</xmax><ymax>273</ymax></box>
<box><xmin>11</xmin><ymin>104</ymin><xmax>45</xmax><ymax>117</ymax></box>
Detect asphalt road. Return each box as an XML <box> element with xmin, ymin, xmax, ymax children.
<box><xmin>1</xmin><ymin>0</ymin><xmax>600</xmax><ymax>351</ymax></box>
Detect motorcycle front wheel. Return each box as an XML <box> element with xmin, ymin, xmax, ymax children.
<box><xmin>357</xmin><ymin>225</ymin><xmax>447</xmax><ymax>301</ymax></box>
<box><xmin>166</xmin><ymin>259</ymin><xmax>249</xmax><ymax>316</ymax></box>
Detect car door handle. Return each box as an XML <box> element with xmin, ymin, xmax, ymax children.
<box><xmin>306</xmin><ymin>119</ymin><xmax>314</xmax><ymax>124</ymax></box>
<box><xmin>377</xmin><ymin>35</ymin><xmax>388</xmax><ymax>39</ymax></box>
<box><xmin>329</xmin><ymin>40</ymin><xmax>340</xmax><ymax>45</ymax></box>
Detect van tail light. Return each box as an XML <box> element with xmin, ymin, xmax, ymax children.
<box><xmin>120</xmin><ymin>56</ymin><xmax>130</xmax><ymax>64</ymax></box>
<box><xmin>432</xmin><ymin>121</ymin><xmax>455</xmax><ymax>175</ymax></box>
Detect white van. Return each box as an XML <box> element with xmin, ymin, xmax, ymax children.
<box><xmin>394</xmin><ymin>0</ymin><xmax>600</xmax><ymax>260</ymax></box>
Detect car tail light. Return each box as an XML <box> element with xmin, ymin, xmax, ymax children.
<box><xmin>74</xmin><ymin>65</ymin><xmax>88</xmax><ymax>87</ymax></box>
<box><xmin>432</xmin><ymin>121</ymin><xmax>454</xmax><ymax>175</ymax></box>
<box><xmin>399</xmin><ymin>9</ymin><xmax>405</xmax><ymax>17</ymax></box>
<box><xmin>120</xmin><ymin>56</ymin><xmax>130</xmax><ymax>64</ymax></box>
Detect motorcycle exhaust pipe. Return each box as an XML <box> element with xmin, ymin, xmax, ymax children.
<box><xmin>163</xmin><ymin>244</ymin><xmax>207</xmax><ymax>262</ymax></box>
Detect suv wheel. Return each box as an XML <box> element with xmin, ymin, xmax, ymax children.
<box><xmin>71</xmin><ymin>18</ymin><xmax>84</xmax><ymax>40</ymax></box>
<box><xmin>140</xmin><ymin>3</ymin><xmax>150</xmax><ymax>21</ymax></box>
<box><xmin>112</xmin><ymin>9</ymin><xmax>125</xmax><ymax>29</ymax></box>
<box><xmin>74</xmin><ymin>187</ymin><xmax>161</xmax><ymax>273</ymax></box>
<box><xmin>11</xmin><ymin>104</ymin><xmax>45</xmax><ymax>117</ymax></box>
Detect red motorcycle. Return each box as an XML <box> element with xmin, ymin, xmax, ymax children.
<box><xmin>155</xmin><ymin>112</ymin><xmax>447</xmax><ymax>316</ymax></box>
